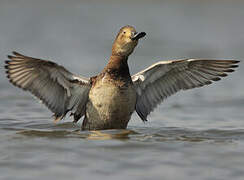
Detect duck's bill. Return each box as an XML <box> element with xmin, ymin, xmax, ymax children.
<box><xmin>132</xmin><ymin>32</ymin><xmax>146</xmax><ymax>41</ymax></box>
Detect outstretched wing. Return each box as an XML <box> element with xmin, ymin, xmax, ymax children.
<box><xmin>132</xmin><ymin>59</ymin><xmax>239</xmax><ymax>121</ymax></box>
<box><xmin>5</xmin><ymin>51</ymin><xmax>91</xmax><ymax>122</ymax></box>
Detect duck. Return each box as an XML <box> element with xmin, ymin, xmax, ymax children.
<box><xmin>5</xmin><ymin>25</ymin><xmax>239</xmax><ymax>130</ymax></box>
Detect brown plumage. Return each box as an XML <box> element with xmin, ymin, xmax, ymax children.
<box><xmin>5</xmin><ymin>25</ymin><xmax>240</xmax><ymax>130</ymax></box>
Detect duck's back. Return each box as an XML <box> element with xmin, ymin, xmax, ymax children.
<box><xmin>82</xmin><ymin>71</ymin><xmax>136</xmax><ymax>130</ymax></box>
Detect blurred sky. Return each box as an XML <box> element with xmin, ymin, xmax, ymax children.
<box><xmin>0</xmin><ymin>0</ymin><xmax>243</xmax><ymax>96</ymax></box>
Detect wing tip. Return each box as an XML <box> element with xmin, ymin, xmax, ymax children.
<box><xmin>4</xmin><ymin>64</ymin><xmax>9</xmax><ymax>69</ymax></box>
<box><xmin>212</xmin><ymin>77</ymin><xmax>221</xmax><ymax>81</ymax></box>
<box><xmin>230</xmin><ymin>65</ymin><xmax>239</xmax><ymax>68</ymax></box>
<box><xmin>219</xmin><ymin>73</ymin><xmax>228</xmax><ymax>77</ymax></box>
<box><xmin>7</xmin><ymin>55</ymin><xmax>14</xmax><ymax>59</ymax></box>
<box><xmin>136</xmin><ymin>108</ymin><xmax>148</xmax><ymax>122</ymax></box>
<box><xmin>7</xmin><ymin>51</ymin><xmax>25</xmax><ymax>60</ymax></box>
<box><xmin>224</xmin><ymin>69</ymin><xmax>235</xmax><ymax>73</ymax></box>
<box><xmin>205</xmin><ymin>81</ymin><xmax>212</xmax><ymax>85</ymax></box>
<box><xmin>233</xmin><ymin>60</ymin><xmax>240</xmax><ymax>64</ymax></box>
<box><xmin>12</xmin><ymin>51</ymin><xmax>24</xmax><ymax>57</ymax></box>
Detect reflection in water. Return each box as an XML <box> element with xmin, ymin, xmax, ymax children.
<box><xmin>17</xmin><ymin>130</ymin><xmax>71</xmax><ymax>138</ymax></box>
<box><xmin>17</xmin><ymin>128</ymin><xmax>134</xmax><ymax>140</ymax></box>
<box><xmin>15</xmin><ymin>124</ymin><xmax>244</xmax><ymax>143</ymax></box>
<box><xmin>86</xmin><ymin>130</ymin><xmax>133</xmax><ymax>140</ymax></box>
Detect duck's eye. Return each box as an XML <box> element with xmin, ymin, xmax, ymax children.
<box><xmin>123</xmin><ymin>31</ymin><xmax>126</xmax><ymax>34</ymax></box>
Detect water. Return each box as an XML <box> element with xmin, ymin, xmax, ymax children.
<box><xmin>0</xmin><ymin>0</ymin><xmax>244</xmax><ymax>180</ymax></box>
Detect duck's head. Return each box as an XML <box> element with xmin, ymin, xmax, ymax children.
<box><xmin>112</xmin><ymin>25</ymin><xmax>146</xmax><ymax>57</ymax></box>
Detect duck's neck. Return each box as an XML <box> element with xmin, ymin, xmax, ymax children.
<box><xmin>103</xmin><ymin>55</ymin><xmax>131</xmax><ymax>78</ymax></box>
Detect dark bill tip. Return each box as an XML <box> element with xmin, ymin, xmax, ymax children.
<box><xmin>132</xmin><ymin>32</ymin><xmax>146</xmax><ymax>41</ymax></box>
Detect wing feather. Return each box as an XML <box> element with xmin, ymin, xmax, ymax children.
<box><xmin>132</xmin><ymin>59</ymin><xmax>240</xmax><ymax>121</ymax></box>
<box><xmin>5</xmin><ymin>51</ymin><xmax>91</xmax><ymax>122</ymax></box>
